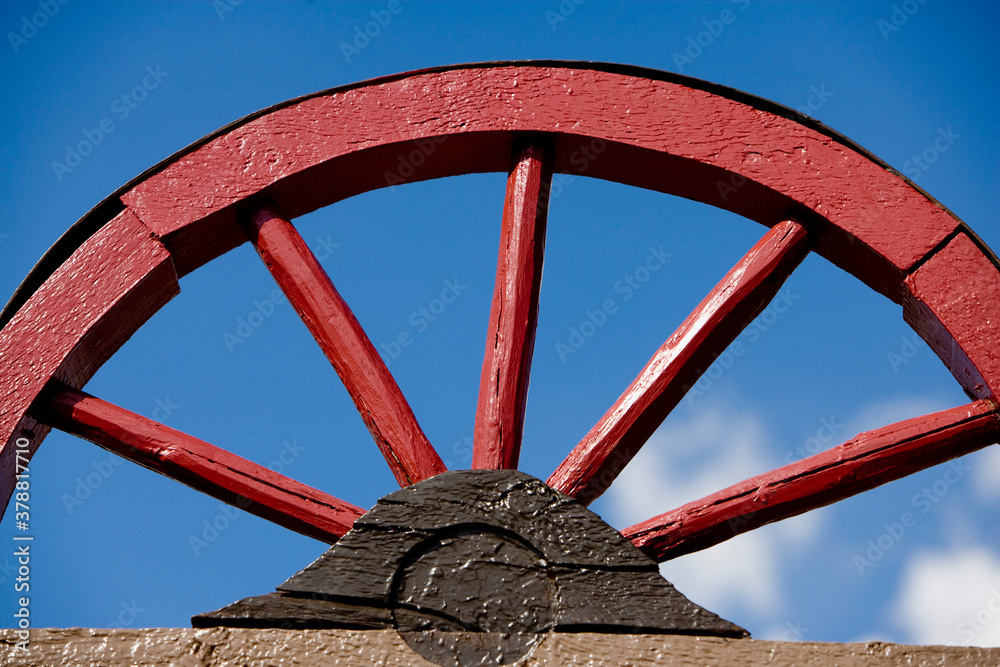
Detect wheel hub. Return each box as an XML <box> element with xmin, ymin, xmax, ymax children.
<box><xmin>194</xmin><ymin>470</ymin><xmax>746</xmax><ymax>665</ymax></box>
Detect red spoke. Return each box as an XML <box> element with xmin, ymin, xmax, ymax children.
<box><xmin>242</xmin><ymin>205</ymin><xmax>445</xmax><ymax>487</ymax></box>
<box><xmin>39</xmin><ymin>382</ymin><xmax>365</xmax><ymax>542</ymax></box>
<box><xmin>624</xmin><ymin>400</ymin><xmax>1000</xmax><ymax>562</ymax></box>
<box><xmin>548</xmin><ymin>220</ymin><xmax>812</xmax><ymax>504</ymax></box>
<box><xmin>473</xmin><ymin>141</ymin><xmax>553</xmax><ymax>470</ymax></box>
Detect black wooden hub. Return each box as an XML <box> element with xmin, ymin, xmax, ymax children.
<box><xmin>194</xmin><ymin>470</ymin><xmax>747</xmax><ymax>665</ymax></box>
<box><xmin>392</xmin><ymin>527</ymin><xmax>558</xmax><ymax>633</ymax></box>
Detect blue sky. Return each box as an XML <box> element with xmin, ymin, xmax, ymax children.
<box><xmin>2</xmin><ymin>0</ymin><xmax>999</xmax><ymax>648</ymax></box>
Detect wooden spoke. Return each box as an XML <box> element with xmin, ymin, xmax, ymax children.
<box><xmin>7</xmin><ymin>66</ymin><xmax>1000</xmax><ymax>635</ymax></box>
<box><xmin>473</xmin><ymin>141</ymin><xmax>553</xmax><ymax>470</ymax></box>
<box><xmin>624</xmin><ymin>400</ymin><xmax>1000</xmax><ymax>562</ymax></box>
<box><xmin>548</xmin><ymin>220</ymin><xmax>813</xmax><ymax>504</ymax></box>
<box><xmin>242</xmin><ymin>205</ymin><xmax>445</xmax><ymax>487</ymax></box>
<box><xmin>38</xmin><ymin>382</ymin><xmax>365</xmax><ymax>542</ymax></box>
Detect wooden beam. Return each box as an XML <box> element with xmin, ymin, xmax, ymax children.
<box><xmin>198</xmin><ymin>470</ymin><xmax>746</xmax><ymax>648</ymax></box>
<box><xmin>548</xmin><ymin>220</ymin><xmax>812</xmax><ymax>504</ymax></box>
<box><xmin>38</xmin><ymin>382</ymin><xmax>364</xmax><ymax>543</ymax></box>
<box><xmin>0</xmin><ymin>210</ymin><xmax>179</xmax><ymax>522</ymax></box>
<box><xmin>904</xmin><ymin>233</ymin><xmax>1000</xmax><ymax>399</ymax></box>
<box><xmin>473</xmin><ymin>141</ymin><xmax>553</xmax><ymax>470</ymax></box>
<box><xmin>624</xmin><ymin>400</ymin><xmax>1000</xmax><ymax>562</ymax></box>
<box><xmin>242</xmin><ymin>205</ymin><xmax>445</xmax><ymax>487</ymax></box>
<box><xmin>6</xmin><ymin>629</ymin><xmax>1000</xmax><ymax>666</ymax></box>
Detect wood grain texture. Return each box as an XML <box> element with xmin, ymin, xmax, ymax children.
<box><xmin>548</xmin><ymin>219</ymin><xmax>812</xmax><ymax>504</ymax></box>
<box><xmin>4</xmin><ymin>629</ymin><xmax>1000</xmax><ymax>667</ymax></box>
<box><xmin>200</xmin><ymin>470</ymin><xmax>746</xmax><ymax>647</ymax></box>
<box><xmin>39</xmin><ymin>383</ymin><xmax>364</xmax><ymax>543</ymax></box>
<box><xmin>624</xmin><ymin>400</ymin><xmax>1000</xmax><ymax>562</ymax></box>
<box><xmin>192</xmin><ymin>592</ymin><xmax>391</xmax><ymax>630</ymax></box>
<box><xmin>119</xmin><ymin>63</ymin><xmax>963</xmax><ymax>301</ymax></box>
<box><xmin>276</xmin><ymin>529</ymin><xmax>433</xmax><ymax>603</ymax></box>
<box><xmin>392</xmin><ymin>530</ymin><xmax>556</xmax><ymax>664</ymax></box>
<box><xmin>0</xmin><ymin>209</ymin><xmax>178</xmax><ymax>519</ymax></box>
<box><xmin>4</xmin><ymin>63</ymin><xmax>1000</xmax><ymax>571</ymax></box>
<box><xmin>551</xmin><ymin>567</ymin><xmax>741</xmax><ymax>634</ymax></box>
<box><xmin>904</xmin><ymin>233</ymin><xmax>1000</xmax><ymax>399</ymax></box>
<box><xmin>243</xmin><ymin>205</ymin><xmax>445</xmax><ymax>487</ymax></box>
<box><xmin>473</xmin><ymin>141</ymin><xmax>552</xmax><ymax>471</ymax></box>
<box><xmin>346</xmin><ymin>469</ymin><xmax>653</xmax><ymax>569</ymax></box>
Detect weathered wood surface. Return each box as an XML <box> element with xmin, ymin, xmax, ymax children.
<box><xmin>549</xmin><ymin>219</ymin><xmax>812</xmax><ymax>505</ymax></box>
<box><xmin>243</xmin><ymin>204</ymin><xmax>444</xmax><ymax>487</ymax></box>
<box><xmin>197</xmin><ymin>470</ymin><xmax>746</xmax><ymax>663</ymax></box>
<box><xmin>39</xmin><ymin>382</ymin><xmax>364</xmax><ymax>543</ymax></box>
<box><xmin>473</xmin><ymin>141</ymin><xmax>552</xmax><ymax>471</ymax></box>
<box><xmin>0</xmin><ymin>209</ymin><xmax>179</xmax><ymax>516</ymax></box>
<box><xmin>119</xmin><ymin>63</ymin><xmax>959</xmax><ymax>295</ymax></box>
<box><xmin>344</xmin><ymin>469</ymin><xmax>653</xmax><ymax>568</ymax></box>
<box><xmin>5</xmin><ymin>63</ymin><xmax>1000</xmax><ymax>530</ymax></box>
<box><xmin>391</xmin><ymin>527</ymin><xmax>556</xmax><ymax>664</ymax></box>
<box><xmin>193</xmin><ymin>592</ymin><xmax>391</xmax><ymax>630</ymax></box>
<box><xmin>625</xmin><ymin>400</ymin><xmax>1000</xmax><ymax>561</ymax></box>
<box><xmin>904</xmin><ymin>233</ymin><xmax>1000</xmax><ymax>400</ymax></box>
<box><xmin>4</xmin><ymin>629</ymin><xmax>1000</xmax><ymax>667</ymax></box>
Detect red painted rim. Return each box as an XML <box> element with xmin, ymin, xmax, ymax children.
<box><xmin>1</xmin><ymin>62</ymin><xmax>998</xmax><ymax>566</ymax></box>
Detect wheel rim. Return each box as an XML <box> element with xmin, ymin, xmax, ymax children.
<box><xmin>2</xmin><ymin>62</ymin><xmax>999</xmax><ymax>569</ymax></box>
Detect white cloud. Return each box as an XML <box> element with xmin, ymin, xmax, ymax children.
<box><xmin>604</xmin><ymin>393</ymin><xmax>978</xmax><ymax>642</ymax></box>
<box><xmin>659</xmin><ymin>527</ymin><xmax>783</xmax><ymax>618</ymax></box>
<box><xmin>971</xmin><ymin>446</ymin><xmax>1000</xmax><ymax>502</ymax></box>
<box><xmin>889</xmin><ymin>546</ymin><xmax>1000</xmax><ymax>647</ymax></box>
<box><xmin>604</xmin><ymin>405</ymin><xmax>823</xmax><ymax>621</ymax></box>
<box><xmin>607</xmin><ymin>407</ymin><xmax>771</xmax><ymax>527</ymax></box>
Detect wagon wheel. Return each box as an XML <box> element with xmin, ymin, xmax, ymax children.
<box><xmin>3</xmin><ymin>62</ymin><xmax>1000</xmax><ymax>647</ymax></box>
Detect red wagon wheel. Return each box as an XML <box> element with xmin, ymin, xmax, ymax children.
<box><xmin>2</xmin><ymin>62</ymin><xmax>999</xmax><ymax>616</ymax></box>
